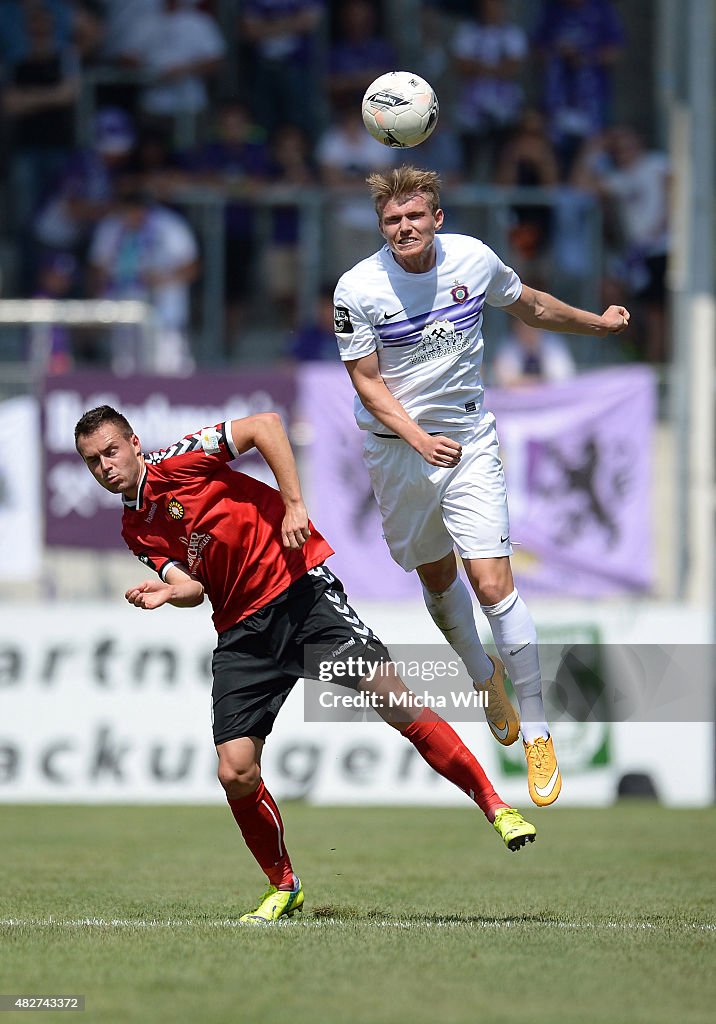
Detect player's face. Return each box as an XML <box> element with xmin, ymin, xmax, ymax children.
<box><xmin>379</xmin><ymin>193</ymin><xmax>444</xmax><ymax>272</ymax></box>
<box><xmin>77</xmin><ymin>426</ymin><xmax>143</xmax><ymax>498</ymax></box>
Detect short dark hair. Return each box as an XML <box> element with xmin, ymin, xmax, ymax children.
<box><xmin>74</xmin><ymin>405</ymin><xmax>134</xmax><ymax>448</ymax></box>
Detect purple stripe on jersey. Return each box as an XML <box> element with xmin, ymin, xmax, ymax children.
<box><xmin>377</xmin><ymin>293</ymin><xmax>486</xmax><ymax>346</ymax></box>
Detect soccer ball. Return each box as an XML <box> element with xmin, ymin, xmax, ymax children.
<box><xmin>361</xmin><ymin>71</ymin><xmax>439</xmax><ymax>149</ymax></box>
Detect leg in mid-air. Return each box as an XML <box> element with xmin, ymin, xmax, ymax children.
<box><xmin>418</xmin><ymin>549</ymin><xmax>561</xmax><ymax>807</ymax></box>
<box><xmin>462</xmin><ymin>555</ymin><xmax>561</xmax><ymax>808</ymax></box>
<box><xmin>217</xmin><ymin>736</ymin><xmax>304</xmax><ymax>924</ymax></box>
<box><xmin>418</xmin><ymin>551</ymin><xmax>521</xmax><ymax>747</ymax></box>
<box><xmin>356</xmin><ymin>659</ymin><xmax>537</xmax><ymax>852</ymax></box>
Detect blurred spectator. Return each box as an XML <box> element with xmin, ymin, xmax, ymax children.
<box><xmin>116</xmin><ymin>0</ymin><xmax>226</xmax><ymax>143</ymax></box>
<box><xmin>122</xmin><ymin>123</ymin><xmax>189</xmax><ymax>203</ymax></box>
<box><xmin>326</xmin><ymin>0</ymin><xmax>397</xmax><ymax>114</ymax></box>
<box><xmin>263</xmin><ymin>123</ymin><xmax>318</xmax><ymax>329</ymax></box>
<box><xmin>0</xmin><ymin>1</ymin><xmax>75</xmax><ymax>66</ymax></box>
<box><xmin>182</xmin><ymin>100</ymin><xmax>271</xmax><ymax>355</ymax></box>
<box><xmin>284</xmin><ymin>284</ymin><xmax>337</xmax><ymax>361</ymax></box>
<box><xmin>450</xmin><ymin>0</ymin><xmax>528</xmax><ymax>180</ymax></box>
<box><xmin>88</xmin><ymin>189</ymin><xmax>199</xmax><ymax>374</ymax></box>
<box><xmin>27</xmin><ymin>250</ymin><xmax>78</xmax><ymax>373</ymax></box>
<box><xmin>2</xmin><ymin>0</ymin><xmax>81</xmax><ymax>242</ymax></box>
<box><xmin>99</xmin><ymin>0</ymin><xmax>161</xmax><ymax>62</ymax></box>
<box><xmin>316</xmin><ymin>95</ymin><xmax>398</xmax><ymax>274</ymax></box>
<box><xmin>534</xmin><ymin>0</ymin><xmax>625</xmax><ymax>177</ymax></box>
<box><xmin>490</xmin><ymin>317</ymin><xmax>576</xmax><ymax>388</ymax></box>
<box><xmin>573</xmin><ymin>126</ymin><xmax>670</xmax><ymax>363</ymax></box>
<box><xmin>238</xmin><ymin>0</ymin><xmax>326</xmax><ymax>141</ymax></box>
<box><xmin>33</xmin><ymin>107</ymin><xmax>135</xmax><ymax>275</ymax></box>
<box><xmin>494</xmin><ymin>108</ymin><xmax>559</xmax><ymax>279</ymax></box>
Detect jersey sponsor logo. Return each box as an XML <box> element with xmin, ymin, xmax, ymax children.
<box><xmin>180</xmin><ymin>531</ymin><xmax>212</xmax><ymax>573</ymax></box>
<box><xmin>200</xmin><ymin>426</ymin><xmax>222</xmax><ymax>455</ymax></box>
<box><xmin>409</xmin><ymin>319</ymin><xmax>470</xmax><ymax>365</ymax></box>
<box><xmin>145</xmin><ymin>501</ymin><xmax>158</xmax><ymax>523</ymax></box>
<box><xmin>167</xmin><ymin>497</ymin><xmax>185</xmax><ymax>521</ymax></box>
<box><xmin>333</xmin><ymin>305</ymin><xmax>354</xmax><ymax>334</ymax></box>
<box><xmin>377</xmin><ymin>292</ymin><xmax>486</xmax><ymax>347</ymax></box>
<box><xmin>383</xmin><ymin>307</ymin><xmax>405</xmax><ymax>320</ymax></box>
<box><xmin>451</xmin><ymin>282</ymin><xmax>469</xmax><ymax>304</ymax></box>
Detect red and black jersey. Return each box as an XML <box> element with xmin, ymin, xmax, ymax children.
<box><xmin>121</xmin><ymin>421</ymin><xmax>334</xmax><ymax>633</ymax></box>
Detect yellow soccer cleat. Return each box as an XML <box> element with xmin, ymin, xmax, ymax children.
<box><xmin>239</xmin><ymin>879</ymin><xmax>304</xmax><ymax>924</ymax></box>
<box><xmin>524</xmin><ymin>735</ymin><xmax>562</xmax><ymax>806</ymax></box>
<box><xmin>492</xmin><ymin>807</ymin><xmax>537</xmax><ymax>852</ymax></box>
<box><xmin>475</xmin><ymin>655</ymin><xmax>520</xmax><ymax>746</ymax></box>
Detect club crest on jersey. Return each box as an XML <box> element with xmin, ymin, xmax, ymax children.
<box><xmin>451</xmin><ymin>282</ymin><xmax>469</xmax><ymax>304</ymax></box>
<box><xmin>167</xmin><ymin>497</ymin><xmax>185</xmax><ymax>521</ymax></box>
<box><xmin>333</xmin><ymin>305</ymin><xmax>354</xmax><ymax>334</ymax></box>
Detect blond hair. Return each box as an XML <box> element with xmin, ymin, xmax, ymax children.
<box><xmin>366</xmin><ymin>165</ymin><xmax>442</xmax><ymax>219</ymax></box>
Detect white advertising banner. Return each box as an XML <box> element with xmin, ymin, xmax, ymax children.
<box><xmin>0</xmin><ymin>397</ymin><xmax>42</xmax><ymax>581</ymax></box>
<box><xmin>0</xmin><ymin>601</ymin><xmax>712</xmax><ymax>806</ymax></box>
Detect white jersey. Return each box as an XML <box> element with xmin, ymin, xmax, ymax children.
<box><xmin>333</xmin><ymin>233</ymin><xmax>522</xmax><ymax>433</ymax></box>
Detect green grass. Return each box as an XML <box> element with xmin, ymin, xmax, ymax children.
<box><xmin>1</xmin><ymin>803</ymin><xmax>714</xmax><ymax>1024</ymax></box>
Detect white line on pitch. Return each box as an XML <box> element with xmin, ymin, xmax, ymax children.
<box><xmin>1</xmin><ymin>918</ymin><xmax>714</xmax><ymax>932</ymax></box>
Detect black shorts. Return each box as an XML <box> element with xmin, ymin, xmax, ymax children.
<box><xmin>211</xmin><ymin>564</ymin><xmax>391</xmax><ymax>744</ymax></box>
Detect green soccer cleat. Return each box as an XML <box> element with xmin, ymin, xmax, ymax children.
<box><xmin>492</xmin><ymin>807</ymin><xmax>537</xmax><ymax>852</ymax></box>
<box><xmin>239</xmin><ymin>879</ymin><xmax>304</xmax><ymax>924</ymax></box>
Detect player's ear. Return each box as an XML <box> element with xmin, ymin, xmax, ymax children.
<box><xmin>434</xmin><ymin>208</ymin><xmax>444</xmax><ymax>231</ymax></box>
<box><xmin>131</xmin><ymin>433</ymin><xmax>142</xmax><ymax>454</ymax></box>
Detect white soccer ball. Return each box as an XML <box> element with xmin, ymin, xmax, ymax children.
<box><xmin>361</xmin><ymin>71</ymin><xmax>439</xmax><ymax>148</ymax></box>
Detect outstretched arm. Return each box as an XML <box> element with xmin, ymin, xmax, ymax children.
<box><xmin>506</xmin><ymin>284</ymin><xmax>630</xmax><ymax>335</ymax></box>
<box><xmin>125</xmin><ymin>563</ymin><xmax>204</xmax><ymax>610</ymax></box>
<box><xmin>229</xmin><ymin>413</ymin><xmax>311</xmax><ymax>549</ymax></box>
<box><xmin>344</xmin><ymin>352</ymin><xmax>462</xmax><ymax>468</ymax></box>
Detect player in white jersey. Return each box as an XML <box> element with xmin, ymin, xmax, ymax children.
<box><xmin>333</xmin><ymin>166</ymin><xmax>630</xmax><ymax>806</ymax></box>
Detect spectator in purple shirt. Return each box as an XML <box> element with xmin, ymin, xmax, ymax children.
<box><xmin>182</xmin><ymin>100</ymin><xmax>271</xmax><ymax>355</ymax></box>
<box><xmin>238</xmin><ymin>0</ymin><xmax>326</xmax><ymax>140</ymax></box>
<box><xmin>533</xmin><ymin>0</ymin><xmax>625</xmax><ymax>176</ymax></box>
<box><xmin>285</xmin><ymin>285</ymin><xmax>337</xmax><ymax>362</ymax></box>
<box><xmin>32</xmin><ymin>107</ymin><xmax>136</xmax><ymax>269</ymax></box>
<box><xmin>327</xmin><ymin>0</ymin><xmax>397</xmax><ymax>115</ymax></box>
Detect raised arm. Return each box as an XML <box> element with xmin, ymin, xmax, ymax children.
<box><xmin>344</xmin><ymin>352</ymin><xmax>462</xmax><ymax>468</ymax></box>
<box><xmin>505</xmin><ymin>284</ymin><xmax>630</xmax><ymax>335</ymax></box>
<box><xmin>229</xmin><ymin>412</ymin><xmax>311</xmax><ymax>549</ymax></box>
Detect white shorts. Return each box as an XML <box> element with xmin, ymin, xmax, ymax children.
<box><xmin>363</xmin><ymin>416</ymin><xmax>512</xmax><ymax>572</ymax></box>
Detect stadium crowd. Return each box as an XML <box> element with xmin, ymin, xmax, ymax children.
<box><xmin>0</xmin><ymin>0</ymin><xmax>670</xmax><ymax>370</ymax></box>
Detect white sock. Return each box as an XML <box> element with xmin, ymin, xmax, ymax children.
<box><xmin>422</xmin><ymin>576</ymin><xmax>494</xmax><ymax>683</ymax></box>
<box><xmin>480</xmin><ymin>589</ymin><xmax>549</xmax><ymax>743</ymax></box>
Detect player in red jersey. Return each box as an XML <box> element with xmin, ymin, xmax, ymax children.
<box><xmin>75</xmin><ymin>404</ymin><xmax>537</xmax><ymax>923</ymax></box>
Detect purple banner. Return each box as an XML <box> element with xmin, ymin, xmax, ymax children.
<box><xmin>487</xmin><ymin>365</ymin><xmax>656</xmax><ymax>596</ymax></box>
<box><xmin>298</xmin><ymin>364</ymin><xmax>421</xmax><ymax>599</ymax></box>
<box><xmin>301</xmin><ymin>364</ymin><xmax>656</xmax><ymax>598</ymax></box>
<box><xmin>43</xmin><ymin>370</ymin><xmax>297</xmax><ymax>548</ymax></box>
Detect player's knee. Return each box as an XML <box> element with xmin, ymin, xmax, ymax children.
<box><xmin>217</xmin><ymin>758</ymin><xmax>261</xmax><ymax>795</ymax></box>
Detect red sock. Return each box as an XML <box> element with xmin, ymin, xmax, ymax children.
<box><xmin>227</xmin><ymin>779</ymin><xmax>295</xmax><ymax>888</ymax></box>
<box><xmin>402</xmin><ymin>709</ymin><xmax>507</xmax><ymax>820</ymax></box>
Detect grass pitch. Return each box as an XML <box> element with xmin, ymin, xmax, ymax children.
<box><xmin>1</xmin><ymin>802</ymin><xmax>714</xmax><ymax>1024</ymax></box>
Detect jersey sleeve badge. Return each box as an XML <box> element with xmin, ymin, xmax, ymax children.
<box><xmin>200</xmin><ymin>426</ymin><xmax>222</xmax><ymax>455</ymax></box>
<box><xmin>334</xmin><ymin>305</ymin><xmax>354</xmax><ymax>334</ymax></box>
